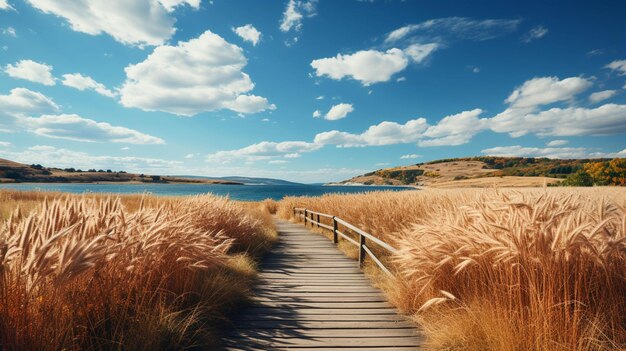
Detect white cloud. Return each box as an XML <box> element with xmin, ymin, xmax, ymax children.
<box><xmin>420</xmin><ymin>109</ymin><xmax>485</xmax><ymax>146</ymax></box>
<box><xmin>472</xmin><ymin>67</ymin><xmax>480</xmax><ymax>73</ymax></box>
<box><xmin>279</xmin><ymin>0</ymin><xmax>317</xmax><ymax>33</ymax></box>
<box><xmin>184</xmin><ymin>153</ymin><xmax>196</xmax><ymax>159</ymax></box>
<box><xmin>158</xmin><ymin>0</ymin><xmax>199</xmax><ymax>12</ymax></box>
<box><xmin>312</xmin><ymin>76</ymin><xmax>626</xmax><ymax>149</ymax></box>
<box><xmin>121</xmin><ymin>147</ymin><xmax>130</xmax><ymax>150</ymax></box>
<box><xmin>312</xmin><ymin>110</ymin><xmax>321</xmax><ymax>118</ymax></box>
<box><xmin>233</xmin><ymin>24</ymin><xmax>261</xmax><ymax>46</ymax></box>
<box><xmin>0</xmin><ymin>141</ymin><xmax>11</xmax><ymax>147</ymax></box>
<box><xmin>497</xmin><ymin>104</ymin><xmax>626</xmax><ymax>137</ymax></box>
<box><xmin>269</xmin><ymin>159</ymin><xmax>287</xmax><ymax>164</ymax></box>
<box><xmin>547</xmin><ymin>140</ymin><xmax>568</xmax><ymax>147</ymax></box>
<box><xmin>522</xmin><ymin>25</ymin><xmax>548</xmax><ymax>43</ymax></box>
<box><xmin>4</xmin><ymin>60</ymin><xmax>56</xmax><ymax>86</ymax></box>
<box><xmin>487</xmin><ymin>76</ymin><xmax>626</xmax><ymax>138</ymax></box>
<box><xmin>384</xmin><ymin>17</ymin><xmax>521</xmax><ymax>44</ymax></box>
<box><xmin>589</xmin><ymin>90</ymin><xmax>618</xmax><ymax>103</ymax></box>
<box><xmin>315</xmin><ymin>95</ymin><xmax>324</xmax><ymax>100</ymax></box>
<box><xmin>312</xmin><ymin>47</ymin><xmax>432</xmax><ymax>86</ymax></box>
<box><xmin>21</xmin><ymin>114</ymin><xmax>164</xmax><ymax>144</ymax></box>
<box><xmin>119</xmin><ymin>30</ymin><xmax>274</xmax><ymax>116</ymax></box>
<box><xmin>2</xmin><ymin>27</ymin><xmax>16</xmax><ymax>37</ymax></box>
<box><xmin>0</xmin><ymin>88</ymin><xmax>161</xmax><ymax>144</ymax></box>
<box><xmin>314</xmin><ymin>118</ymin><xmax>429</xmax><ymax>147</ymax></box>
<box><xmin>504</xmin><ymin>76</ymin><xmax>592</xmax><ymax>109</ymax></box>
<box><xmin>206</xmin><ymin>140</ymin><xmax>322</xmax><ymax>164</ymax></box>
<box><xmin>0</xmin><ymin>0</ymin><xmax>13</xmax><ymax>10</ymax></box>
<box><xmin>403</xmin><ymin>43</ymin><xmax>439</xmax><ymax>63</ymax></box>
<box><xmin>24</xmin><ymin>0</ymin><xmax>198</xmax><ymax>46</ymax></box>
<box><xmin>325</xmin><ymin>103</ymin><xmax>354</xmax><ymax>120</ymax></box>
<box><xmin>396</xmin><ymin>77</ymin><xmax>406</xmax><ymax>82</ymax></box>
<box><xmin>1</xmin><ymin>145</ymin><xmax>181</xmax><ymax>173</ymax></box>
<box><xmin>482</xmin><ymin>145</ymin><xmax>626</xmax><ymax>159</ymax></box>
<box><xmin>0</xmin><ymin>88</ymin><xmax>60</xmax><ymax>117</ymax></box>
<box><xmin>400</xmin><ymin>154</ymin><xmax>422</xmax><ymax>159</ymax></box>
<box><xmin>61</xmin><ymin>73</ymin><xmax>116</xmax><ymax>98</ymax></box>
<box><xmin>605</xmin><ymin>59</ymin><xmax>626</xmax><ymax>75</ymax></box>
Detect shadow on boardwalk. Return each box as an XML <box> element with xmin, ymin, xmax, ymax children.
<box><xmin>221</xmin><ymin>219</ymin><xmax>423</xmax><ymax>350</ymax></box>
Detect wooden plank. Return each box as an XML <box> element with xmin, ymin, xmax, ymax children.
<box><xmin>246</xmin><ymin>301</ymin><xmax>392</xmax><ymax>308</ymax></box>
<box><xmin>237</xmin><ymin>314</ymin><xmax>407</xmax><ymax>322</ymax></box>
<box><xmin>223</xmin><ymin>336</ymin><xmax>423</xmax><ymax>347</ymax></box>
<box><xmin>224</xmin><ymin>347</ymin><xmax>420</xmax><ymax>351</ymax></box>
<box><xmin>224</xmin><ymin>218</ymin><xmax>422</xmax><ymax>349</ymax></box>
<box><xmin>227</xmin><ymin>328</ymin><xmax>421</xmax><ymax>338</ymax></box>
<box><xmin>232</xmin><ymin>320</ymin><xmax>415</xmax><ymax>329</ymax></box>
<box><xmin>242</xmin><ymin>308</ymin><xmax>398</xmax><ymax>315</ymax></box>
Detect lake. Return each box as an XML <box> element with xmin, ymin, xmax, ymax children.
<box><xmin>0</xmin><ymin>183</ymin><xmax>414</xmax><ymax>201</ymax></box>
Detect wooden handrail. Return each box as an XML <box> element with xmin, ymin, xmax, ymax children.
<box><xmin>292</xmin><ymin>207</ymin><xmax>397</xmax><ymax>276</ymax></box>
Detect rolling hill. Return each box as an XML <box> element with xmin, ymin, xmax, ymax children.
<box><xmin>0</xmin><ymin>158</ymin><xmax>242</xmax><ymax>184</ymax></box>
<box><xmin>335</xmin><ymin>157</ymin><xmax>616</xmax><ymax>188</ymax></box>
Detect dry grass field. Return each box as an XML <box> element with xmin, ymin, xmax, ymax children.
<box><xmin>277</xmin><ymin>188</ymin><xmax>626</xmax><ymax>350</ymax></box>
<box><xmin>0</xmin><ymin>190</ymin><xmax>276</xmax><ymax>350</ymax></box>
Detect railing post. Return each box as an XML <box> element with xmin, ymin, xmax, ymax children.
<box><xmin>316</xmin><ymin>214</ymin><xmax>320</xmax><ymax>228</ymax></box>
<box><xmin>332</xmin><ymin>216</ymin><xmax>338</xmax><ymax>244</ymax></box>
<box><xmin>359</xmin><ymin>234</ymin><xmax>366</xmax><ymax>268</ymax></box>
<box><xmin>303</xmin><ymin>209</ymin><xmax>307</xmax><ymax>226</ymax></box>
<box><xmin>293</xmin><ymin>207</ymin><xmax>296</xmax><ymax>219</ymax></box>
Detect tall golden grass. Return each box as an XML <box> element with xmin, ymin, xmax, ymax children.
<box><xmin>0</xmin><ymin>191</ymin><xmax>275</xmax><ymax>350</ymax></box>
<box><xmin>278</xmin><ymin>188</ymin><xmax>626</xmax><ymax>350</ymax></box>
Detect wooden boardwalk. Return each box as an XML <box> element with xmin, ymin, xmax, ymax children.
<box><xmin>222</xmin><ymin>219</ymin><xmax>423</xmax><ymax>350</ymax></box>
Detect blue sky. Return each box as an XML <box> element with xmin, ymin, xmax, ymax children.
<box><xmin>1</xmin><ymin>0</ymin><xmax>625</xmax><ymax>183</ymax></box>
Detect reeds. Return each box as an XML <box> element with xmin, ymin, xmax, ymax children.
<box><xmin>278</xmin><ymin>188</ymin><xmax>626</xmax><ymax>350</ymax></box>
<box><xmin>0</xmin><ymin>192</ymin><xmax>275</xmax><ymax>350</ymax></box>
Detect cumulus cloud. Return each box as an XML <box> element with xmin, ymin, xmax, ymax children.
<box><xmin>490</xmin><ymin>76</ymin><xmax>594</xmax><ymax>136</ymax></box>
<box><xmin>547</xmin><ymin>140</ymin><xmax>568</xmax><ymax>147</ymax></box>
<box><xmin>0</xmin><ymin>0</ymin><xmax>13</xmax><ymax>10</ymax></box>
<box><xmin>119</xmin><ymin>30</ymin><xmax>274</xmax><ymax>116</ymax></box>
<box><xmin>22</xmin><ymin>114</ymin><xmax>164</xmax><ymax>144</ymax></box>
<box><xmin>324</xmin><ymin>103</ymin><xmax>354</xmax><ymax>120</ymax></box>
<box><xmin>0</xmin><ymin>145</ymin><xmax>181</xmax><ymax>173</ymax></box>
<box><xmin>314</xmin><ymin>118</ymin><xmax>429</xmax><ymax>147</ymax></box>
<box><xmin>311</xmin><ymin>45</ymin><xmax>436</xmax><ymax>86</ymax></box>
<box><xmin>0</xmin><ymin>88</ymin><xmax>59</xmax><ymax>117</ymax></box>
<box><xmin>400</xmin><ymin>154</ymin><xmax>422</xmax><ymax>159</ymax></box>
<box><xmin>589</xmin><ymin>89</ymin><xmax>618</xmax><ymax>103</ymax></box>
<box><xmin>4</xmin><ymin>60</ymin><xmax>56</xmax><ymax>85</ymax></box>
<box><xmin>61</xmin><ymin>73</ymin><xmax>116</xmax><ymax>98</ymax></box>
<box><xmin>206</xmin><ymin>141</ymin><xmax>322</xmax><ymax>164</ymax></box>
<box><xmin>504</xmin><ymin>76</ymin><xmax>592</xmax><ymax>109</ymax></box>
<box><xmin>24</xmin><ymin>0</ymin><xmax>198</xmax><ymax>46</ymax></box>
<box><xmin>522</xmin><ymin>25</ymin><xmax>548</xmax><ymax>43</ymax></box>
<box><xmin>312</xmin><ymin>110</ymin><xmax>321</xmax><ymax>118</ymax></box>
<box><xmin>420</xmin><ymin>109</ymin><xmax>485</xmax><ymax>146</ymax></box>
<box><xmin>482</xmin><ymin>145</ymin><xmax>626</xmax><ymax>159</ymax></box>
<box><xmin>233</xmin><ymin>24</ymin><xmax>261</xmax><ymax>46</ymax></box>
<box><xmin>279</xmin><ymin>0</ymin><xmax>317</xmax><ymax>33</ymax></box>
<box><xmin>605</xmin><ymin>59</ymin><xmax>626</xmax><ymax>75</ymax></box>
<box><xmin>384</xmin><ymin>17</ymin><xmax>521</xmax><ymax>44</ymax></box>
<box><xmin>0</xmin><ymin>88</ymin><xmax>162</xmax><ymax>144</ymax></box>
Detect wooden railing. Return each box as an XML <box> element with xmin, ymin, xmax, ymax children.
<box><xmin>292</xmin><ymin>207</ymin><xmax>397</xmax><ymax>276</ymax></box>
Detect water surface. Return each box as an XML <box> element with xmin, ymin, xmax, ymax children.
<box><xmin>0</xmin><ymin>183</ymin><xmax>414</xmax><ymax>201</ymax></box>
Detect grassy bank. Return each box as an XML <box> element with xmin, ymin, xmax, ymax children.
<box><xmin>277</xmin><ymin>188</ymin><xmax>626</xmax><ymax>350</ymax></box>
<box><xmin>0</xmin><ymin>190</ymin><xmax>276</xmax><ymax>350</ymax></box>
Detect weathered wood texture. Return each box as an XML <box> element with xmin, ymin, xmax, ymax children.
<box><xmin>222</xmin><ymin>219</ymin><xmax>422</xmax><ymax>350</ymax></box>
